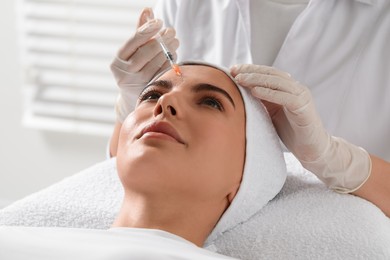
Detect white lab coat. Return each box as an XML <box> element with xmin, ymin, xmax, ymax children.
<box><xmin>154</xmin><ymin>0</ymin><xmax>390</xmax><ymax>160</ymax></box>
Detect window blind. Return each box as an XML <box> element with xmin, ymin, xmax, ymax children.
<box><xmin>18</xmin><ymin>0</ymin><xmax>157</xmax><ymax>136</ymax></box>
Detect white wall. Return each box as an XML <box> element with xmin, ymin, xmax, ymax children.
<box><xmin>0</xmin><ymin>1</ymin><xmax>109</xmax><ymax>208</ymax></box>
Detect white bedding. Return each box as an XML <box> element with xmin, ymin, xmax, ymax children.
<box><xmin>0</xmin><ymin>153</ymin><xmax>389</xmax><ymax>259</ymax></box>
<box><xmin>0</xmin><ymin>227</ymin><xmax>235</xmax><ymax>260</ymax></box>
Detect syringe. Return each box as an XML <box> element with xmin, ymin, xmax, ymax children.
<box><xmin>146</xmin><ymin>16</ymin><xmax>182</xmax><ymax>76</ymax></box>
<box><xmin>154</xmin><ymin>33</ymin><xmax>182</xmax><ymax>76</ymax></box>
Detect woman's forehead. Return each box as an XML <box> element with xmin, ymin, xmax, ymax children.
<box><xmin>158</xmin><ymin>65</ymin><xmax>242</xmax><ymax>98</ymax></box>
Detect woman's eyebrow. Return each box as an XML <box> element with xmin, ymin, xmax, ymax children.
<box><xmin>192</xmin><ymin>83</ymin><xmax>236</xmax><ymax>108</ymax></box>
<box><xmin>142</xmin><ymin>80</ymin><xmax>173</xmax><ymax>92</ymax></box>
<box><xmin>142</xmin><ymin>80</ymin><xmax>236</xmax><ymax>108</ymax></box>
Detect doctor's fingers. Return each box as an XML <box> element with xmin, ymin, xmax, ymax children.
<box><xmin>116</xmin><ymin>7</ymin><xmax>162</xmax><ymax>60</ymax></box>
<box><xmin>231</xmin><ymin>64</ymin><xmax>291</xmax><ymax>80</ymax></box>
<box><xmin>138</xmin><ymin>7</ymin><xmax>154</xmax><ymax>28</ymax></box>
<box><xmin>116</xmin><ymin>18</ymin><xmax>163</xmax><ymax>61</ymax></box>
<box><xmin>129</xmin><ymin>30</ymin><xmax>179</xmax><ymax>71</ymax></box>
<box><xmin>237</xmin><ymin>74</ymin><xmax>312</xmax><ymax>111</ymax></box>
<box><xmin>111</xmin><ymin>50</ymin><xmax>178</xmax><ymax>85</ymax></box>
<box><xmin>142</xmin><ymin>51</ymin><xmax>179</xmax><ymax>80</ymax></box>
<box><xmin>114</xmin><ymin>28</ymin><xmax>179</xmax><ymax>73</ymax></box>
<box><xmin>158</xmin><ymin>51</ymin><xmax>179</xmax><ymax>71</ymax></box>
<box><xmin>235</xmin><ymin>73</ymin><xmax>303</xmax><ymax>95</ymax></box>
<box><xmin>250</xmin><ymin>87</ymin><xmax>307</xmax><ymax>113</ymax></box>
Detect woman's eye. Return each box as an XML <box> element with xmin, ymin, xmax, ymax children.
<box><xmin>200</xmin><ymin>97</ymin><xmax>223</xmax><ymax>111</ymax></box>
<box><xmin>139</xmin><ymin>90</ymin><xmax>162</xmax><ymax>102</ymax></box>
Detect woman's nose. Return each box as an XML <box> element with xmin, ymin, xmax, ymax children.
<box><xmin>153</xmin><ymin>94</ymin><xmax>180</xmax><ymax>118</ymax></box>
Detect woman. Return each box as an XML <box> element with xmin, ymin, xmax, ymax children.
<box><xmin>0</xmin><ymin>62</ymin><xmax>287</xmax><ymax>259</ymax></box>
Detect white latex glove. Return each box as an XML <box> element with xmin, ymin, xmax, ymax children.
<box><xmin>231</xmin><ymin>64</ymin><xmax>371</xmax><ymax>193</ymax></box>
<box><xmin>110</xmin><ymin>8</ymin><xmax>179</xmax><ymax>123</ymax></box>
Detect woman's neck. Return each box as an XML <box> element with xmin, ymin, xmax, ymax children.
<box><xmin>111</xmin><ymin>193</ymin><xmax>227</xmax><ymax>247</ymax></box>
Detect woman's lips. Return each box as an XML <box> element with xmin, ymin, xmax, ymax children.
<box><xmin>139</xmin><ymin>121</ymin><xmax>185</xmax><ymax>144</ymax></box>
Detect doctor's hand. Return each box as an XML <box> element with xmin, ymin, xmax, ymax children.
<box><xmin>110</xmin><ymin>8</ymin><xmax>179</xmax><ymax>123</ymax></box>
<box><xmin>231</xmin><ymin>64</ymin><xmax>371</xmax><ymax>193</ymax></box>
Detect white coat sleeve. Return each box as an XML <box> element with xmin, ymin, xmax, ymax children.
<box><xmin>153</xmin><ymin>0</ymin><xmax>178</xmax><ymax>28</ymax></box>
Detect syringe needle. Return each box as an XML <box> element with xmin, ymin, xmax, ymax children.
<box><xmin>154</xmin><ymin>34</ymin><xmax>182</xmax><ymax>76</ymax></box>
<box><xmin>146</xmin><ymin>16</ymin><xmax>182</xmax><ymax>76</ymax></box>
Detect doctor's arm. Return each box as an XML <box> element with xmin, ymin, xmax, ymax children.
<box><xmin>231</xmin><ymin>64</ymin><xmax>390</xmax><ymax>217</ymax></box>
<box><xmin>353</xmin><ymin>155</ymin><xmax>390</xmax><ymax>215</ymax></box>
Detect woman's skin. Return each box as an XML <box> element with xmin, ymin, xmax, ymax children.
<box><xmin>352</xmin><ymin>155</ymin><xmax>390</xmax><ymax>217</ymax></box>
<box><xmin>111</xmin><ymin>65</ymin><xmax>246</xmax><ymax>246</ymax></box>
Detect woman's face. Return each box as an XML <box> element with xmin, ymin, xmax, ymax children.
<box><xmin>117</xmin><ymin>65</ymin><xmax>245</xmax><ymax>206</ymax></box>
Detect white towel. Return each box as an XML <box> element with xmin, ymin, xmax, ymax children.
<box><xmin>1</xmin><ymin>153</ymin><xmax>389</xmax><ymax>259</ymax></box>
<box><xmin>208</xmin><ymin>153</ymin><xmax>390</xmax><ymax>259</ymax></box>
<box><xmin>0</xmin><ymin>158</ymin><xmax>122</xmax><ymax>229</ymax></box>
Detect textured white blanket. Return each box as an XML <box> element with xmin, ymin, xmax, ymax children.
<box><xmin>0</xmin><ymin>153</ymin><xmax>389</xmax><ymax>259</ymax></box>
